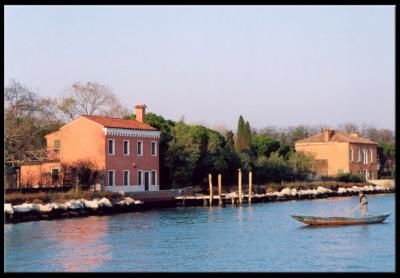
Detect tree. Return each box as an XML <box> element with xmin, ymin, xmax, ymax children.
<box><xmin>287</xmin><ymin>152</ymin><xmax>314</xmax><ymax>180</ymax></box>
<box><xmin>61</xmin><ymin>160</ymin><xmax>101</xmax><ymax>190</ymax></box>
<box><xmin>337</xmin><ymin>122</ymin><xmax>359</xmax><ymax>134</ymax></box>
<box><xmin>236</xmin><ymin>115</ymin><xmax>246</xmax><ymax>152</ymax></box>
<box><xmin>58</xmin><ymin>81</ymin><xmax>129</xmax><ymax>121</ymax></box>
<box><xmin>244</xmin><ymin>121</ymin><xmax>251</xmax><ymax>150</ymax></box>
<box><xmin>250</xmin><ymin>134</ymin><xmax>280</xmax><ymax>158</ymax></box>
<box><xmin>5</xmin><ymin>79</ymin><xmax>63</xmax><ymax>166</ymax></box>
<box><xmin>225</xmin><ymin>130</ymin><xmax>235</xmax><ymax>152</ymax></box>
<box><xmin>142</xmin><ymin>112</ymin><xmax>175</xmax><ymax>188</ymax></box>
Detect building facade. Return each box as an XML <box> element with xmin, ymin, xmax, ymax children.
<box><xmin>295</xmin><ymin>128</ymin><xmax>378</xmax><ymax>180</ymax></box>
<box><xmin>20</xmin><ymin>105</ymin><xmax>161</xmax><ymax>192</ymax></box>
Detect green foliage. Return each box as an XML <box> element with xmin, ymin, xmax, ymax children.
<box><xmin>164</xmin><ymin>122</ymin><xmax>231</xmax><ymax>188</ymax></box>
<box><xmin>250</xmin><ymin>134</ymin><xmax>280</xmax><ymax>157</ymax></box>
<box><xmin>278</xmin><ymin>143</ymin><xmax>291</xmax><ymax>159</ymax></box>
<box><xmin>336</xmin><ymin>173</ymin><xmax>364</xmax><ymax>183</ymax></box>
<box><xmin>244</xmin><ymin>121</ymin><xmax>251</xmax><ymax>150</ymax></box>
<box><xmin>287</xmin><ymin>152</ymin><xmax>313</xmax><ymax>180</ymax></box>
<box><xmin>253</xmin><ymin>152</ymin><xmax>292</xmax><ymax>183</ymax></box>
<box><xmin>377</xmin><ymin>142</ymin><xmax>395</xmax><ymax>178</ymax></box>
<box><xmin>236</xmin><ymin>115</ymin><xmax>246</xmax><ymax>152</ymax></box>
<box><xmin>225</xmin><ymin>130</ymin><xmax>235</xmax><ymax>152</ymax></box>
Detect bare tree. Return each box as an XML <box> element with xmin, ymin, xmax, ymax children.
<box><xmin>337</xmin><ymin>122</ymin><xmax>359</xmax><ymax>133</ymax></box>
<box><xmin>58</xmin><ymin>82</ymin><xmax>129</xmax><ymax>121</ymax></box>
<box><xmin>5</xmin><ymin>79</ymin><xmax>63</xmax><ymax>166</ymax></box>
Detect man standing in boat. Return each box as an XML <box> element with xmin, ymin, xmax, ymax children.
<box><xmin>357</xmin><ymin>192</ymin><xmax>368</xmax><ymax>216</ymax></box>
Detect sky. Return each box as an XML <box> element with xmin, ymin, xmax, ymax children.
<box><xmin>4</xmin><ymin>5</ymin><xmax>395</xmax><ymax>131</ymax></box>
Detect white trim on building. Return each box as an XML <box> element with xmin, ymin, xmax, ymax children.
<box><xmin>103</xmin><ymin>127</ymin><xmax>160</xmax><ymax>138</ymax></box>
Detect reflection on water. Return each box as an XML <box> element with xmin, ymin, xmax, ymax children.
<box><xmin>50</xmin><ymin>217</ymin><xmax>112</xmax><ymax>271</ymax></box>
<box><xmin>5</xmin><ymin>194</ymin><xmax>395</xmax><ymax>272</ymax></box>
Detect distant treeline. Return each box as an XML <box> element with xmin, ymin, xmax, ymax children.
<box><xmin>4</xmin><ymin>80</ymin><xmax>396</xmax><ymax>189</ymax></box>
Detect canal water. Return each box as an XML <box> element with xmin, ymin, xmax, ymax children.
<box><xmin>4</xmin><ymin>194</ymin><xmax>395</xmax><ymax>272</ymax></box>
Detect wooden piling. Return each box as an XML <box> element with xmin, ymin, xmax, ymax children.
<box><xmin>218</xmin><ymin>174</ymin><xmax>223</xmax><ymax>207</ymax></box>
<box><xmin>238</xmin><ymin>169</ymin><xmax>242</xmax><ymax>205</ymax></box>
<box><xmin>248</xmin><ymin>171</ymin><xmax>253</xmax><ymax>204</ymax></box>
<box><xmin>209</xmin><ymin>173</ymin><xmax>213</xmax><ymax>207</ymax></box>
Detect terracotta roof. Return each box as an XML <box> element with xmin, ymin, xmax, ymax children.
<box><xmin>82</xmin><ymin>115</ymin><xmax>158</xmax><ymax>131</ymax></box>
<box><xmin>296</xmin><ymin>131</ymin><xmax>377</xmax><ymax>144</ymax></box>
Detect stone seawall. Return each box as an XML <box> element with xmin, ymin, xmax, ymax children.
<box><xmin>4</xmin><ymin>184</ymin><xmax>395</xmax><ymax>224</ymax></box>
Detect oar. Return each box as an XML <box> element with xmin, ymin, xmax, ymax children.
<box><xmin>349</xmin><ymin>205</ymin><xmax>359</xmax><ymax>216</ymax></box>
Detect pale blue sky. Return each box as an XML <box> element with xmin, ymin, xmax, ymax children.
<box><xmin>4</xmin><ymin>5</ymin><xmax>395</xmax><ymax>131</ymax></box>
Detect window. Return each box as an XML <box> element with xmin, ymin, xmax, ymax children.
<box><xmin>108</xmin><ymin>139</ymin><xmax>115</xmax><ymax>155</ymax></box>
<box><xmin>108</xmin><ymin>170</ymin><xmax>115</xmax><ymax>186</ymax></box>
<box><xmin>363</xmin><ymin>148</ymin><xmax>368</xmax><ymax>164</ymax></box>
<box><xmin>151</xmin><ymin>141</ymin><xmax>157</xmax><ymax>156</ymax></box>
<box><xmin>349</xmin><ymin>148</ymin><xmax>353</xmax><ymax>162</ymax></box>
<box><xmin>123</xmin><ymin>140</ymin><xmax>130</xmax><ymax>155</ymax></box>
<box><xmin>151</xmin><ymin>170</ymin><xmax>157</xmax><ymax>186</ymax></box>
<box><xmin>137</xmin><ymin>141</ymin><xmax>143</xmax><ymax>156</ymax></box>
<box><xmin>54</xmin><ymin>140</ymin><xmax>60</xmax><ymax>152</ymax></box>
<box><xmin>370</xmin><ymin>148</ymin><xmax>373</xmax><ymax>163</ymax></box>
<box><xmin>369</xmin><ymin>171</ymin><xmax>373</xmax><ymax>180</ymax></box>
<box><xmin>51</xmin><ymin>168</ymin><xmax>59</xmax><ymax>184</ymax></box>
<box><xmin>137</xmin><ymin>170</ymin><xmax>143</xmax><ymax>185</ymax></box>
<box><xmin>123</xmin><ymin>170</ymin><xmax>130</xmax><ymax>186</ymax></box>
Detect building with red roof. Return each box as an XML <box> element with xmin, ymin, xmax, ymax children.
<box><xmin>20</xmin><ymin>105</ymin><xmax>161</xmax><ymax>192</ymax></box>
<box><xmin>295</xmin><ymin>128</ymin><xmax>378</xmax><ymax>180</ymax></box>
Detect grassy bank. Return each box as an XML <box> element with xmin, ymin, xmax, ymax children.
<box><xmin>5</xmin><ymin>188</ymin><xmax>120</xmax><ymax>206</ymax></box>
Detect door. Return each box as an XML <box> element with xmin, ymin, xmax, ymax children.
<box><xmin>144</xmin><ymin>172</ymin><xmax>150</xmax><ymax>191</ymax></box>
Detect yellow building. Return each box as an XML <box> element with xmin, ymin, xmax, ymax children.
<box><xmin>295</xmin><ymin>128</ymin><xmax>378</xmax><ymax>180</ymax></box>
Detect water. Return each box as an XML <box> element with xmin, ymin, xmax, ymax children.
<box><xmin>4</xmin><ymin>194</ymin><xmax>395</xmax><ymax>272</ymax></box>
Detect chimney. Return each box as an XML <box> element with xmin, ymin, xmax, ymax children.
<box><xmin>135</xmin><ymin>104</ymin><xmax>147</xmax><ymax>123</ymax></box>
<box><xmin>323</xmin><ymin>128</ymin><xmax>335</xmax><ymax>142</ymax></box>
<box><xmin>350</xmin><ymin>131</ymin><xmax>359</xmax><ymax>137</ymax></box>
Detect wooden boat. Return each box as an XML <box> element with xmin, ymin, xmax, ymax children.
<box><xmin>291</xmin><ymin>213</ymin><xmax>391</xmax><ymax>225</ymax></box>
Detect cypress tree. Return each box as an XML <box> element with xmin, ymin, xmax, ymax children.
<box><xmin>237</xmin><ymin>115</ymin><xmax>246</xmax><ymax>152</ymax></box>
<box><xmin>244</xmin><ymin>121</ymin><xmax>251</xmax><ymax>150</ymax></box>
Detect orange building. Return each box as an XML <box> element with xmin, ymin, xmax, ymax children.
<box><xmin>20</xmin><ymin>105</ymin><xmax>161</xmax><ymax>192</ymax></box>
<box><xmin>295</xmin><ymin>128</ymin><xmax>378</xmax><ymax>180</ymax></box>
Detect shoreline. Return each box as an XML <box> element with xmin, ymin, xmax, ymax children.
<box><xmin>4</xmin><ymin>184</ymin><xmax>395</xmax><ymax>224</ymax></box>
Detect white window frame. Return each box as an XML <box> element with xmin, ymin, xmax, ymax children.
<box><xmin>108</xmin><ymin>139</ymin><xmax>115</xmax><ymax>155</ymax></box>
<box><xmin>137</xmin><ymin>170</ymin><xmax>143</xmax><ymax>186</ymax></box>
<box><xmin>151</xmin><ymin>141</ymin><xmax>157</xmax><ymax>156</ymax></box>
<box><xmin>137</xmin><ymin>140</ymin><xmax>143</xmax><ymax>156</ymax></box>
<box><xmin>123</xmin><ymin>140</ymin><xmax>130</xmax><ymax>156</ymax></box>
<box><xmin>151</xmin><ymin>170</ymin><xmax>157</xmax><ymax>186</ymax></box>
<box><xmin>349</xmin><ymin>148</ymin><xmax>353</xmax><ymax>162</ymax></box>
<box><xmin>357</xmin><ymin>147</ymin><xmax>361</xmax><ymax>163</ymax></box>
<box><xmin>363</xmin><ymin>148</ymin><xmax>367</xmax><ymax>164</ymax></box>
<box><xmin>123</xmin><ymin>170</ymin><xmax>130</xmax><ymax>186</ymax></box>
<box><xmin>108</xmin><ymin>170</ymin><xmax>115</xmax><ymax>186</ymax></box>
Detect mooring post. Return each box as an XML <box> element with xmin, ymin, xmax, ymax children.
<box><xmin>248</xmin><ymin>171</ymin><xmax>253</xmax><ymax>204</ymax></box>
<box><xmin>218</xmin><ymin>174</ymin><xmax>223</xmax><ymax>207</ymax></box>
<box><xmin>238</xmin><ymin>168</ymin><xmax>242</xmax><ymax>205</ymax></box>
<box><xmin>209</xmin><ymin>173</ymin><xmax>213</xmax><ymax>207</ymax></box>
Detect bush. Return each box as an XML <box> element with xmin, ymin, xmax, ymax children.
<box><xmin>336</xmin><ymin>173</ymin><xmax>365</xmax><ymax>183</ymax></box>
<box><xmin>320</xmin><ymin>175</ymin><xmax>336</xmax><ymax>181</ymax></box>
